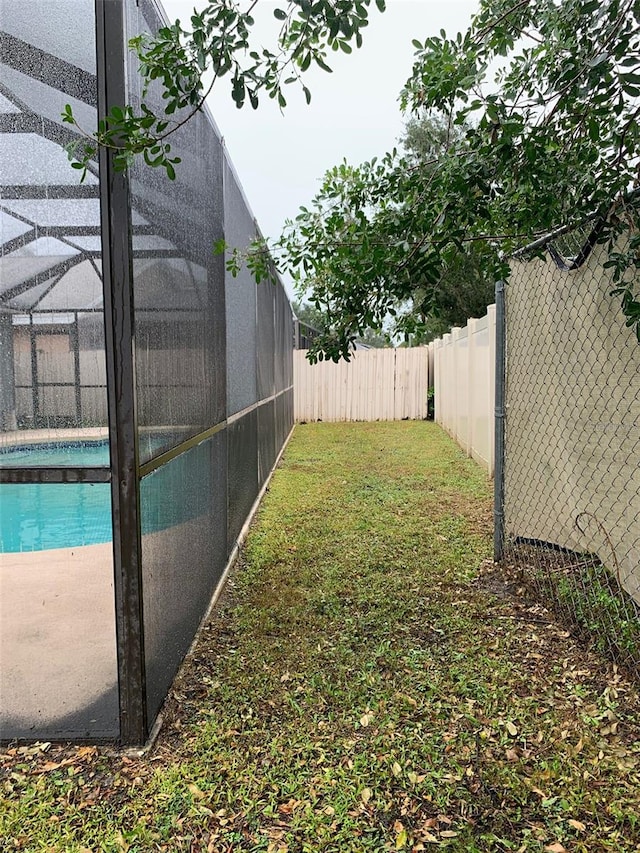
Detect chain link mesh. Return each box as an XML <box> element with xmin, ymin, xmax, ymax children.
<box><xmin>504</xmin><ymin>232</ymin><xmax>640</xmax><ymax>676</ymax></box>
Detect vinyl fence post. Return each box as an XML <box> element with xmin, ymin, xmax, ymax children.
<box><xmin>493</xmin><ymin>280</ymin><xmax>507</xmax><ymax>563</ymax></box>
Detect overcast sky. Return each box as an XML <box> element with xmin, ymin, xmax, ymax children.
<box><xmin>160</xmin><ymin>0</ymin><xmax>479</xmax><ymax>290</ymax></box>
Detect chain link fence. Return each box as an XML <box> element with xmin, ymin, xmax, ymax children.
<box><xmin>503</xmin><ymin>230</ymin><xmax>640</xmax><ymax>676</ymax></box>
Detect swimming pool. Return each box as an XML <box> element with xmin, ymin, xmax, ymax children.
<box><xmin>1</xmin><ymin>441</ymin><xmax>112</xmax><ymax>553</ymax></box>
<box><xmin>1</xmin><ymin>440</ymin><xmax>110</xmax><ymax>468</ymax></box>
<box><xmin>1</xmin><ymin>438</ymin><xmax>209</xmax><ymax>553</ymax></box>
<box><xmin>2</xmin><ymin>481</ymin><xmax>113</xmax><ymax>552</ymax></box>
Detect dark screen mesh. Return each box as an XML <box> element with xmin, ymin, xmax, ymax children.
<box><xmin>276</xmin><ymin>387</ymin><xmax>294</xmax><ymax>450</ymax></box>
<box><xmin>257</xmin><ymin>399</ymin><xmax>277</xmax><ymax>487</ymax></box>
<box><xmin>0</xmin><ymin>0</ymin><xmax>295</xmax><ymax>745</ymax></box>
<box><xmin>223</xmin><ymin>157</ymin><xmax>258</xmax><ymax>416</ymax></box>
<box><xmin>274</xmin><ymin>282</ymin><xmax>293</xmax><ymax>393</ymax></box>
<box><xmin>125</xmin><ymin>0</ymin><xmax>228</xmax><ymax>729</ymax></box>
<box><xmin>141</xmin><ymin>432</ymin><xmax>227</xmax><ymax>722</ymax></box>
<box><xmin>256</xmin><ymin>281</ymin><xmax>276</xmax><ymax>401</ymax></box>
<box><xmin>227</xmin><ymin>409</ymin><xmax>259</xmax><ymax>550</ymax></box>
<box><xmin>0</xmin><ymin>0</ymin><xmax>118</xmax><ymax>741</ymax></box>
<box><xmin>127</xmin><ymin>0</ymin><xmax>226</xmax><ymax>464</ymax></box>
<box><xmin>125</xmin><ymin>0</ymin><xmax>293</xmax><ymax>738</ymax></box>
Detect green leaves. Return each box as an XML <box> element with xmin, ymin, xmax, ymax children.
<box><xmin>393</xmin><ymin>0</ymin><xmax>640</xmax><ymax>347</ymax></box>
<box><xmin>63</xmin><ymin>0</ymin><xmax>385</xmax><ymax>179</ymax></box>
<box><xmin>61</xmin><ymin>104</ymin><xmax>74</xmax><ymax>124</ymax></box>
<box><xmin>261</xmin><ymin>0</ymin><xmax>640</xmax><ymax>360</ymax></box>
<box><xmin>64</xmin><ymin>99</ymin><xmax>182</xmax><ymax>180</ymax></box>
<box><xmin>60</xmin><ymin>0</ymin><xmax>640</xmax><ymax>347</ymax></box>
<box><xmin>315</xmin><ymin>55</ymin><xmax>333</xmax><ymax>72</ymax></box>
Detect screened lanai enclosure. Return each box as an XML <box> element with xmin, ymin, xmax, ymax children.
<box><xmin>0</xmin><ymin>0</ymin><xmax>294</xmax><ymax>744</ymax></box>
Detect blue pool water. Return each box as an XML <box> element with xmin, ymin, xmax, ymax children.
<box><xmin>1</xmin><ymin>440</ymin><xmax>110</xmax><ymax>468</ymax></box>
<box><xmin>1</xmin><ymin>438</ymin><xmax>209</xmax><ymax>553</ymax></box>
<box><xmin>1</xmin><ymin>441</ymin><xmax>112</xmax><ymax>553</ymax></box>
<box><xmin>2</xmin><ymin>481</ymin><xmax>113</xmax><ymax>552</ymax></box>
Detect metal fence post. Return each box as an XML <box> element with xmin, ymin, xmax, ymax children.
<box><xmin>493</xmin><ymin>280</ymin><xmax>507</xmax><ymax>563</ymax></box>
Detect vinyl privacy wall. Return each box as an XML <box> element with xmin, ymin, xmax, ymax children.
<box><xmin>0</xmin><ymin>0</ymin><xmax>294</xmax><ymax>745</ymax></box>
<box><xmin>293</xmin><ymin>347</ymin><xmax>431</xmax><ymax>423</ymax></box>
<box><xmin>431</xmin><ymin>309</ymin><xmax>496</xmax><ymax>476</ymax></box>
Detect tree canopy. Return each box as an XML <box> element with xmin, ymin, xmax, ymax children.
<box><xmin>293</xmin><ymin>300</ymin><xmax>390</xmax><ymax>347</ymax></box>
<box><xmin>253</xmin><ymin>0</ymin><xmax>640</xmax><ymax>361</ymax></box>
<box><xmin>271</xmin><ymin>114</ymin><xmax>498</xmax><ymax>357</ymax></box>
<box><xmin>292</xmin><ymin>300</ymin><xmax>329</xmax><ymax>332</ymax></box>
<box><xmin>65</xmin><ymin>0</ymin><xmax>386</xmax><ymax>178</ymax></box>
<box><xmin>68</xmin><ymin>0</ymin><xmax>640</xmax><ymax>362</ymax></box>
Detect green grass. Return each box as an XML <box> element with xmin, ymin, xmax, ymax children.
<box><xmin>2</xmin><ymin>423</ymin><xmax>640</xmax><ymax>852</ymax></box>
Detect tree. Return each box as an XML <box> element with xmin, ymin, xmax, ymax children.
<box><xmin>240</xmin><ymin>0</ymin><xmax>640</xmax><ymax>361</ymax></box>
<box><xmin>400</xmin><ymin>115</ymin><xmax>495</xmax><ymax>340</ymax></box>
<box><xmin>65</xmin><ymin>0</ymin><xmax>386</xmax><ymax>179</ymax></box>
<box><xmin>277</xmin><ymin>116</ymin><xmax>497</xmax><ymax>356</ymax></box>
<box><xmin>251</xmin><ymin>116</ymin><xmax>500</xmax><ymax>359</ymax></box>
<box><xmin>415</xmin><ymin>246</ymin><xmax>496</xmax><ymax>342</ymax></box>
<box><xmin>69</xmin><ymin>0</ymin><xmax>640</xmax><ymax>362</ymax></box>
<box><xmin>292</xmin><ymin>300</ymin><xmax>328</xmax><ymax>332</ymax></box>
<box><xmin>293</xmin><ymin>301</ymin><xmax>389</xmax><ymax>347</ymax></box>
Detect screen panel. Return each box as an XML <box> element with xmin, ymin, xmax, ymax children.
<box><xmin>224</xmin><ymin>157</ymin><xmax>258</xmax><ymax>416</ymax></box>
<box><xmin>140</xmin><ymin>432</ymin><xmax>227</xmax><ymax>723</ymax></box>
<box><xmin>0</xmin><ymin>0</ymin><xmax>107</xmax><ymax>451</ymax></box>
<box><xmin>274</xmin><ymin>281</ymin><xmax>293</xmax><ymax>394</ymax></box>
<box><xmin>257</xmin><ymin>398</ymin><xmax>277</xmax><ymax>488</ymax></box>
<box><xmin>0</xmin><ymin>481</ymin><xmax>118</xmax><ymax>739</ymax></box>
<box><xmin>0</xmin><ymin>0</ymin><xmax>117</xmax><ymax>741</ymax></box>
<box><xmin>256</xmin><ymin>281</ymin><xmax>275</xmax><ymax>402</ymax></box>
<box><xmin>125</xmin><ymin>0</ymin><xmax>226</xmax><ymax>464</ymax></box>
<box><xmin>227</xmin><ymin>409</ymin><xmax>259</xmax><ymax>550</ymax></box>
<box><xmin>276</xmin><ymin>387</ymin><xmax>294</xmax><ymax>451</ymax></box>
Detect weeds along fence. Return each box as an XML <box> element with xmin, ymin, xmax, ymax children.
<box><xmin>432</xmin><ymin>229</ymin><xmax>640</xmax><ymax>676</ymax></box>
<box><xmin>294</xmin><ymin>347</ymin><xmax>431</xmax><ymax>422</ymax></box>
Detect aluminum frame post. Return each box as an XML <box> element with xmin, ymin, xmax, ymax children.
<box><xmin>95</xmin><ymin>0</ymin><xmax>147</xmax><ymax>746</ymax></box>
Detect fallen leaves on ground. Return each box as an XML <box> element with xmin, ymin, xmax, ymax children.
<box><xmin>2</xmin><ymin>424</ymin><xmax>640</xmax><ymax>853</ymax></box>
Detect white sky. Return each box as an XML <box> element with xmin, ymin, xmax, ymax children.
<box><xmin>160</xmin><ymin>0</ymin><xmax>479</xmax><ymax>290</ymax></box>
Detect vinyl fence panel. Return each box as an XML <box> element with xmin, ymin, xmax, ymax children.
<box><xmin>294</xmin><ymin>347</ymin><xmax>430</xmax><ymax>422</ymax></box>
<box><xmin>432</xmin><ymin>307</ymin><xmax>496</xmax><ymax>475</ymax></box>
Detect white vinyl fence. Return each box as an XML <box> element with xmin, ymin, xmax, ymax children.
<box><xmin>430</xmin><ymin>305</ymin><xmax>496</xmax><ymax>475</ymax></box>
<box><xmin>294</xmin><ymin>347</ymin><xmax>430</xmax><ymax>422</ymax></box>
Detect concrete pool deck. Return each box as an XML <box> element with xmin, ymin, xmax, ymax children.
<box><xmin>0</xmin><ymin>513</ymin><xmax>216</xmax><ymax>740</ymax></box>
<box><xmin>1</xmin><ymin>428</ymin><xmax>116</xmax><ymax>736</ymax></box>
<box><xmin>0</xmin><ymin>542</ymin><xmax>119</xmax><ymax>739</ymax></box>
<box><xmin>0</xmin><ymin>430</ymin><xmax>217</xmax><ymax>739</ymax></box>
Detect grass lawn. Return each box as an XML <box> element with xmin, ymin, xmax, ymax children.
<box><xmin>2</xmin><ymin>422</ymin><xmax>639</xmax><ymax>852</ymax></box>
